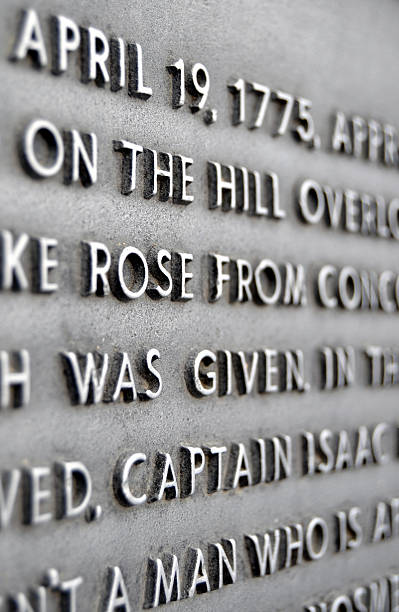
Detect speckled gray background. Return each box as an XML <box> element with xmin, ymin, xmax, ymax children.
<box><xmin>1</xmin><ymin>0</ymin><xmax>399</xmax><ymax>609</ymax></box>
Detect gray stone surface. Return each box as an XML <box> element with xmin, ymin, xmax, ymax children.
<box><xmin>1</xmin><ymin>0</ymin><xmax>399</xmax><ymax>609</ymax></box>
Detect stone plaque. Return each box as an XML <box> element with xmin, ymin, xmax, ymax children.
<box><xmin>1</xmin><ymin>0</ymin><xmax>399</xmax><ymax>609</ymax></box>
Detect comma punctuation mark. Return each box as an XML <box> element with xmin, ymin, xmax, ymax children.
<box><xmin>85</xmin><ymin>504</ymin><xmax>103</xmax><ymax>522</ymax></box>
<box><xmin>203</xmin><ymin>108</ymin><xmax>218</xmax><ymax>125</ymax></box>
